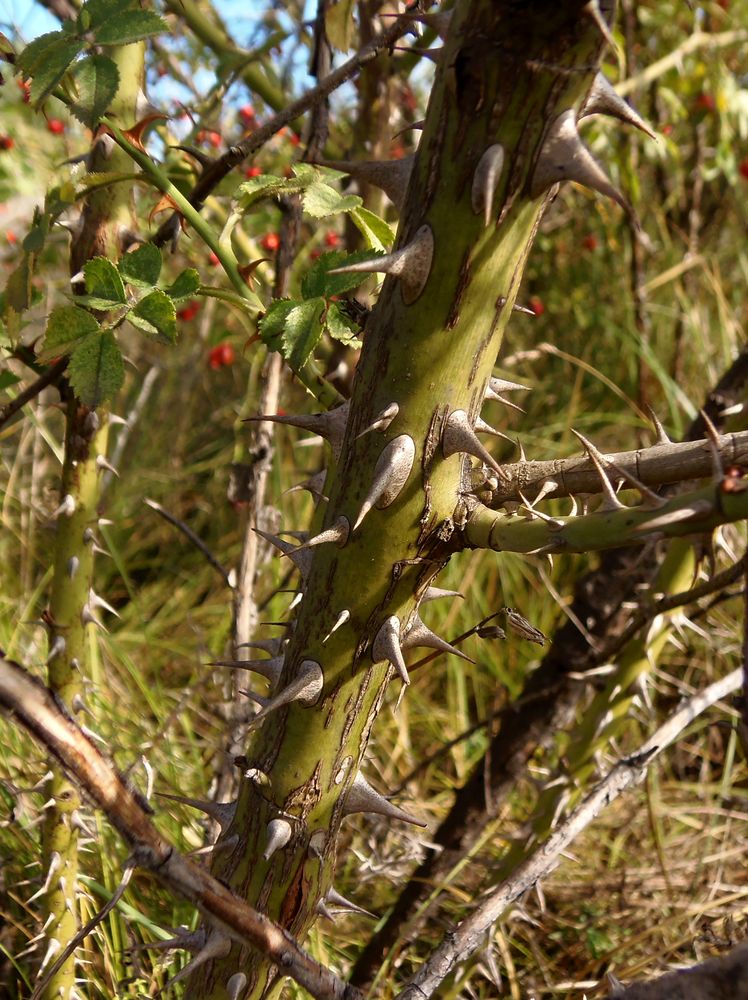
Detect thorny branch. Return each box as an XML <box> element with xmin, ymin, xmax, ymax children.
<box><xmin>486</xmin><ymin>428</ymin><xmax>748</xmax><ymax>506</ymax></box>
<box><xmin>0</xmin><ymin>654</ymin><xmax>363</xmax><ymax>1000</ymax></box>
<box><xmin>0</xmin><ymin>358</ymin><xmax>68</xmax><ymax>432</ymax></box>
<box><xmin>396</xmin><ymin>667</ymin><xmax>743</xmax><ymax>1000</ymax></box>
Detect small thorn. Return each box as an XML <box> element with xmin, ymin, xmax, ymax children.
<box><xmin>582</xmin><ymin>72</ymin><xmax>658</xmax><ymax>141</ymax></box>
<box><xmin>80</xmin><ymin>604</ymin><xmax>108</xmax><ymax>632</ymax></box>
<box><xmin>402</xmin><ymin>614</ymin><xmax>474</xmax><ymax>663</ymax></box>
<box><xmin>532</xmin><ymin>479</ymin><xmax>560</xmax><ymax>505</ymax></box>
<box><xmin>66</xmin><ymin>556</ymin><xmax>79</xmax><ymax>580</ymax></box>
<box><xmin>443</xmin><ymin>409</ymin><xmax>505</xmax><ymax>480</ymax></box>
<box><xmin>490</xmin><ymin>377</ymin><xmax>531</xmax><ymax>394</ymax></box>
<box><xmin>484</xmin><ymin>386</ymin><xmax>525</xmax><ymax>412</ymax></box>
<box><xmin>518</xmin><ymin>492</ymin><xmax>565</xmax><ymax>529</ymax></box>
<box><xmin>328</xmin><ymin>224</ymin><xmax>434</xmax><ymax>305</ymax></box>
<box><xmin>285</xmin><ymin>469</ymin><xmax>329</xmax><ymax>503</ymax></box>
<box><xmin>226</xmin><ymin>973</ymin><xmax>247</xmax><ymax>1000</ymax></box>
<box><xmin>108</xmin><ymin>413</ymin><xmax>128</xmax><ymax>427</ymax></box>
<box><xmin>27</xmin><ymin>851</ymin><xmax>62</xmax><ymax>903</ymax></box>
<box><xmin>356</xmin><ymin>402</ymin><xmax>399</xmax><ymax>440</ymax></box>
<box><xmin>699</xmin><ymin>409</ymin><xmax>724</xmax><ymax>479</ymax></box>
<box><xmin>46</xmin><ymin>635</ymin><xmax>66</xmax><ymax>663</ymax></box>
<box><xmin>50</xmin><ymin>494</ymin><xmax>75</xmax><ymax>520</ymax></box>
<box><xmin>89</xmin><ymin>589</ymin><xmax>120</xmax><ymax>618</ymax></box>
<box><xmin>254</xmin><ymin>528</ymin><xmax>313</xmax><ymax>579</ymax></box>
<box><xmin>208</xmin><ymin>656</ymin><xmax>284</xmax><ymax>685</ymax></box>
<box><xmin>247</xmin><ymin>659</ymin><xmax>324</xmax><ymax>727</ymax></box>
<box><xmin>342</xmin><ymin>772</ymin><xmax>426</xmax><ymax>827</ymax></box>
<box><xmin>325</xmin><ymin>886</ymin><xmax>377</xmax><ymax>919</ymax></box>
<box><xmin>263</xmin><ymin>818</ymin><xmax>292</xmax><ymax>860</ymax></box>
<box><xmin>421</xmin><ymin>586</ymin><xmax>463</xmax><ymax>603</ymax></box>
<box><xmin>164</xmin><ymin>932</ymin><xmax>231</xmax><ymax>988</ymax></box>
<box><xmin>513</xmin><ymin>302</ymin><xmax>536</xmax><ymax>315</ymax></box>
<box><xmin>474</xmin><ymin>416</ymin><xmax>514</xmax><ymax>444</ymax></box>
<box><xmin>607</xmin><ymin>971</ymin><xmax>625</xmax><ymax>996</ymax></box>
<box><xmin>315</xmin><ymin>899</ymin><xmax>336</xmax><ymax>921</ymax></box>
<box><xmin>516</xmin><ymin>438</ymin><xmax>527</xmax><ymax>462</ymax></box>
<box><xmin>245</xmin><ymin>402</ymin><xmax>349</xmax><ymax>460</ymax></box>
<box><xmin>322</xmin><ymin>609</ymin><xmax>350</xmax><ymax>643</ymax></box>
<box><xmin>284</xmin><ymin>516</ymin><xmax>350</xmax><ymax>557</ymax></box>
<box><xmin>70</xmin><ymin>693</ymin><xmax>93</xmax><ymax>717</ymax></box>
<box><xmin>372</xmin><ymin>616</ymin><xmax>409</xmax><ymax>685</ymax></box>
<box><xmin>287</xmin><ymin>591</ymin><xmax>303</xmax><ymax>611</ymax></box>
<box><xmin>312</xmin><ymin>156</ymin><xmax>414</xmax><ymax>209</ymax></box>
<box><xmin>644</xmin><ymin>405</ymin><xmax>671</xmax><ymax>445</ymax></box>
<box><xmin>531</xmin><ymin>109</ymin><xmax>634</xmax><ymax>221</ymax></box>
<box><xmin>353</xmin><ymin>435</ymin><xmax>416</xmax><ymax>531</ymax></box>
<box><xmin>471</xmin><ymin>144</ymin><xmax>505</xmax><ymax>227</ymax></box>
<box><xmin>96</xmin><ymin>455</ymin><xmax>119</xmax><ymax>477</ymax></box>
<box><xmin>570</xmin><ymin>429</ymin><xmax>625</xmax><ymax>511</ymax></box>
<box><xmin>38</xmin><ymin>937</ymin><xmax>61</xmax><ymax>975</ymax></box>
<box><xmin>157</xmin><ymin>792</ymin><xmax>237</xmax><ymax>831</ymax></box>
<box><xmin>394</xmin><ymin>43</ymin><xmax>444</xmax><ymax>64</ymax></box>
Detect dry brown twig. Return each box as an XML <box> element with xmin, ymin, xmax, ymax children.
<box><xmin>0</xmin><ymin>654</ymin><xmax>363</xmax><ymax>1000</ymax></box>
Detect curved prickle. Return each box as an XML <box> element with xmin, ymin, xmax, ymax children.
<box><xmin>353</xmin><ymin>435</ymin><xmax>416</xmax><ymax>531</ymax></box>
<box><xmin>342</xmin><ymin>772</ymin><xmax>426</xmax><ymax>827</ymax></box>
<box><xmin>402</xmin><ymin>614</ymin><xmax>475</xmax><ymax>663</ymax></box>
<box><xmin>442</xmin><ymin>409</ymin><xmax>506</xmax><ymax>480</ymax></box>
<box><xmin>372</xmin><ymin>616</ymin><xmax>409</xmax><ymax>686</ymax></box>
<box><xmin>471</xmin><ymin>145</ymin><xmax>505</xmax><ymax>227</ymax></box>
<box><xmin>247</xmin><ymin>659</ymin><xmax>324</xmax><ymax>727</ymax></box>
<box><xmin>245</xmin><ymin>402</ymin><xmax>350</xmax><ymax>459</ymax></box>
<box><xmin>312</xmin><ymin>156</ymin><xmax>414</xmax><ymax>209</ymax></box>
<box><xmin>328</xmin><ymin>225</ymin><xmax>435</xmax><ymax>305</ymax></box>
<box><xmin>531</xmin><ymin>109</ymin><xmax>633</xmax><ymax>220</ymax></box>
<box><xmin>581</xmin><ymin>72</ymin><xmax>658</xmax><ymax>141</ymax></box>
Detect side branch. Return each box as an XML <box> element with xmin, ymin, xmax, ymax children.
<box><xmin>463</xmin><ymin>480</ymin><xmax>748</xmax><ymax>555</ymax></box>
<box><xmin>486</xmin><ymin>429</ymin><xmax>748</xmax><ymax>506</ymax></box>
<box><xmin>0</xmin><ymin>655</ymin><xmax>362</xmax><ymax>1000</ymax></box>
<box><xmin>396</xmin><ymin>668</ymin><xmax>742</xmax><ymax>1000</ymax></box>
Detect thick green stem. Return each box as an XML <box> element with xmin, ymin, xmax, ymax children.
<box><xmin>188</xmin><ymin>5</ymin><xmax>613</xmax><ymax>997</ymax></box>
<box><xmin>39</xmin><ymin>41</ymin><xmax>145</xmax><ymax>1000</ymax></box>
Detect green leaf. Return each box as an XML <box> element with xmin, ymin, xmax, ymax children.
<box><xmin>68</xmin><ymin>331</ymin><xmax>124</xmax><ymax>405</ymax></box>
<box><xmin>83</xmin><ymin>256</ymin><xmax>127</xmax><ymax>307</ymax></box>
<box><xmin>18</xmin><ymin>32</ymin><xmax>84</xmax><ymax>104</ymax></box>
<box><xmin>326</xmin><ymin>302</ymin><xmax>362</xmax><ymax>348</ymax></box>
<box><xmin>301</xmin><ymin>250</ymin><xmax>382</xmax><ymax>299</ymax></box>
<box><xmin>281</xmin><ymin>298</ymin><xmax>326</xmax><ymax>370</ymax></box>
<box><xmin>235</xmin><ymin>173</ymin><xmax>308</xmax><ymax>213</ymax></box>
<box><xmin>303</xmin><ymin>181</ymin><xmax>362</xmax><ymax>219</ymax></box>
<box><xmin>0</xmin><ymin>370</ymin><xmax>21</xmax><ymax>391</ymax></box>
<box><xmin>325</xmin><ymin>0</ymin><xmax>357</xmax><ymax>52</ymax></box>
<box><xmin>164</xmin><ymin>268</ymin><xmax>201</xmax><ymax>301</ymax></box>
<box><xmin>38</xmin><ymin>305</ymin><xmax>101</xmax><ymax>361</ymax></box>
<box><xmin>350</xmin><ymin>206</ymin><xmax>396</xmax><ymax>252</ymax></box>
<box><xmin>128</xmin><ymin>289</ymin><xmax>177</xmax><ymax>344</ymax></box>
<box><xmin>118</xmin><ymin>242</ymin><xmax>161</xmax><ymax>288</ymax></box>
<box><xmin>81</xmin><ymin>0</ymin><xmax>137</xmax><ymax>30</ymax></box>
<box><xmin>258</xmin><ymin>299</ymin><xmax>297</xmax><ymax>353</ymax></box>
<box><xmin>94</xmin><ymin>9</ymin><xmax>167</xmax><ymax>45</ymax></box>
<box><xmin>69</xmin><ymin>55</ymin><xmax>120</xmax><ymax>129</ymax></box>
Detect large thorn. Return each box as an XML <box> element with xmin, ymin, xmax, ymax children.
<box><xmin>247</xmin><ymin>659</ymin><xmax>324</xmax><ymax>727</ymax></box>
<box><xmin>422</xmin><ymin>586</ymin><xmax>463</xmax><ymax>603</ymax></box>
<box><xmin>285</xmin><ymin>515</ymin><xmax>350</xmax><ymax>556</ymax></box>
<box><xmin>254</xmin><ymin>528</ymin><xmax>313</xmax><ymax>579</ymax></box>
<box><xmin>634</xmin><ymin>499</ymin><xmax>714</xmax><ymax>533</ymax></box>
<box><xmin>208</xmin><ymin>656</ymin><xmax>284</xmax><ymax>685</ymax></box>
<box><xmin>353</xmin><ymin>435</ymin><xmax>416</xmax><ymax>531</ymax></box>
<box><xmin>236</xmin><ymin>637</ymin><xmax>283</xmax><ymax>656</ymax></box>
<box><xmin>581</xmin><ymin>72</ymin><xmax>658</xmax><ymax>141</ymax></box>
<box><xmin>530</xmin><ymin>109</ymin><xmax>634</xmax><ymax>219</ymax></box>
<box><xmin>356</xmin><ymin>402</ymin><xmax>399</xmax><ymax>440</ymax></box>
<box><xmin>484</xmin><ymin>385</ymin><xmax>525</xmax><ymax>412</ymax></box>
<box><xmin>46</xmin><ymin>635</ymin><xmax>66</xmax><ymax>663</ymax></box>
<box><xmin>50</xmin><ymin>494</ymin><xmax>75</xmax><ymax>520</ymax></box>
<box><xmin>342</xmin><ymin>773</ymin><xmax>426</xmax><ymax>827</ymax></box>
<box><xmin>315</xmin><ymin>899</ymin><xmax>336</xmax><ymax>921</ymax></box>
<box><xmin>326</xmin><ymin>886</ymin><xmax>377</xmax><ymax>919</ymax></box>
<box><xmin>489</xmin><ymin>376</ymin><xmax>531</xmax><ymax>394</ymax></box>
<box><xmin>89</xmin><ymin>589</ymin><xmax>120</xmax><ymax>618</ymax></box>
<box><xmin>27</xmin><ymin>851</ymin><xmax>62</xmax><ymax>903</ymax></box>
<box><xmin>157</xmin><ymin>792</ymin><xmax>237</xmax><ymax>831</ymax></box>
<box><xmin>471</xmin><ymin>144</ymin><xmax>505</xmax><ymax>227</ymax></box>
<box><xmin>402</xmin><ymin>614</ymin><xmax>474</xmax><ymax>663</ymax></box>
<box><xmin>328</xmin><ymin>225</ymin><xmax>434</xmax><ymax>305</ymax></box>
<box><xmin>312</xmin><ymin>156</ymin><xmax>414</xmax><ymax>209</ymax></box>
<box><xmin>372</xmin><ymin>616</ymin><xmax>409</xmax><ymax>685</ymax></box>
<box><xmin>165</xmin><ymin>932</ymin><xmax>231</xmax><ymax>989</ymax></box>
<box><xmin>570</xmin><ymin>429</ymin><xmax>626</xmax><ymax>511</ymax></box>
<box><xmin>442</xmin><ymin>409</ymin><xmax>505</xmax><ymax>480</ymax></box>
<box><xmin>263</xmin><ymin>818</ymin><xmax>292</xmax><ymax>860</ymax></box>
<box><xmin>227</xmin><ymin>973</ymin><xmax>247</xmax><ymax>1000</ymax></box>
<box><xmin>245</xmin><ymin>402</ymin><xmax>349</xmax><ymax>460</ymax></box>
<box><xmin>285</xmin><ymin>469</ymin><xmax>329</xmax><ymax>504</ymax></box>
<box><xmin>582</xmin><ymin>0</ymin><xmax>617</xmax><ymax>50</ymax></box>
<box><xmin>322</xmin><ymin>609</ymin><xmax>350</xmax><ymax>643</ymax></box>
